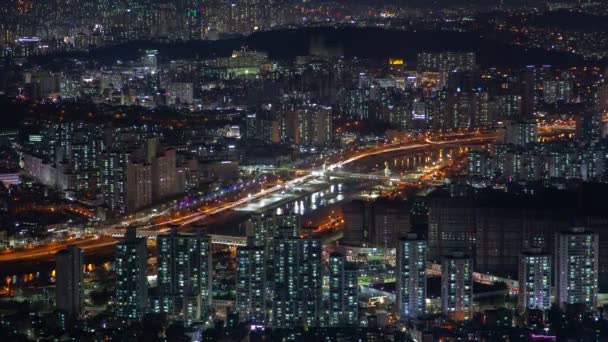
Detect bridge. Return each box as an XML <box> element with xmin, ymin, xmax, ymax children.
<box><xmin>325</xmin><ymin>169</ymin><xmax>420</xmax><ymax>183</ymax></box>
<box><xmin>104</xmin><ymin>227</ymin><xmax>247</xmax><ymax>246</ymax></box>
<box><xmin>208</xmin><ymin>234</ymin><xmax>247</xmax><ymax>246</ymax></box>
<box><xmin>101</xmin><ymin>135</ymin><xmax>495</xmax><ymax>239</ymax></box>
<box><xmin>104</xmin><ymin>227</ymin><xmax>170</xmax><ymax>238</ymax></box>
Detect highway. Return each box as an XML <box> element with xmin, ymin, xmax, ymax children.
<box><xmin>1</xmin><ymin>133</ymin><xmax>496</xmax><ymax>262</ymax></box>
<box><xmin>0</xmin><ymin>236</ymin><xmax>117</xmax><ymax>262</ymax></box>
<box><xmin>117</xmin><ymin>133</ymin><xmax>497</xmax><ymax>233</ymax></box>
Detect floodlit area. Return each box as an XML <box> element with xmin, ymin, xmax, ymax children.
<box><xmin>235</xmin><ymin>178</ymin><xmax>329</xmax><ymax>212</ymax></box>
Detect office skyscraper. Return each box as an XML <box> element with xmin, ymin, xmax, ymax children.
<box><xmin>115</xmin><ymin>227</ymin><xmax>149</xmax><ymax>320</ymax></box>
<box><xmin>518</xmin><ymin>248</ymin><xmax>551</xmax><ymax>313</ymax></box>
<box><xmin>154</xmin><ymin>226</ymin><xmax>212</xmax><ymax>325</ymax></box>
<box><xmin>555</xmin><ymin>227</ymin><xmax>599</xmax><ymax>310</ymax></box>
<box><xmin>55</xmin><ymin>245</ymin><xmax>84</xmax><ymax>318</ymax></box>
<box><xmin>328</xmin><ymin>252</ymin><xmax>359</xmax><ymax>327</ymax></box>
<box><xmin>441</xmin><ymin>251</ymin><xmax>473</xmax><ymax>321</ymax></box>
<box><xmin>236</xmin><ymin>238</ymin><xmax>267</xmax><ymax>325</ymax></box>
<box><xmin>396</xmin><ymin>234</ymin><xmax>427</xmax><ymax>319</ymax></box>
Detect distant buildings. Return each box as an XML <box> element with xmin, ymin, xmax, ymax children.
<box><xmin>55</xmin><ymin>245</ymin><xmax>84</xmax><ymax>318</ymax></box>
<box><xmin>396</xmin><ymin>234</ymin><xmax>427</xmax><ymax>319</ymax></box>
<box><xmin>576</xmin><ymin>111</ymin><xmax>603</xmax><ymax>142</ymax></box>
<box><xmin>115</xmin><ymin>227</ymin><xmax>149</xmax><ymax>320</ymax></box>
<box><xmin>285</xmin><ymin>104</ymin><xmax>333</xmax><ymax>148</ymax></box>
<box><xmin>598</xmin><ymin>83</ymin><xmax>608</xmax><ymax>113</ymax></box>
<box><xmin>468</xmin><ymin>119</ymin><xmax>606</xmax><ymax>182</ymax></box>
<box><xmin>499</xmin><ymin>120</ymin><xmax>538</xmax><ymax>147</ymax></box>
<box><xmin>102</xmin><ymin>137</ymin><xmax>179</xmax><ymax>217</ymax></box>
<box><xmin>417</xmin><ymin>52</ymin><xmax>477</xmax><ymax>73</ymax></box>
<box><xmin>21</xmin><ymin>121</ymin><xmax>182</xmax><ymax>218</ymax></box>
<box><xmin>542</xmin><ymin>79</ymin><xmax>573</xmax><ymax>104</ymax></box>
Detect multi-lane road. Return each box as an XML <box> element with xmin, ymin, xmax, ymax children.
<box><xmin>1</xmin><ymin>132</ymin><xmax>497</xmax><ymax>262</ymax></box>
<box><xmin>0</xmin><ymin>236</ymin><xmax>117</xmax><ymax>262</ymax></box>
<box><xmin>107</xmin><ymin>132</ymin><xmax>497</xmax><ymax>235</ymax></box>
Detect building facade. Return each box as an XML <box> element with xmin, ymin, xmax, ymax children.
<box><xmin>518</xmin><ymin>248</ymin><xmax>552</xmax><ymax>313</ymax></box>
<box><xmin>441</xmin><ymin>252</ymin><xmax>473</xmax><ymax>322</ymax></box>
<box><xmin>115</xmin><ymin>227</ymin><xmax>149</xmax><ymax>320</ymax></box>
<box><xmin>328</xmin><ymin>253</ymin><xmax>359</xmax><ymax>327</ymax></box>
<box><xmin>555</xmin><ymin>227</ymin><xmax>599</xmax><ymax>310</ymax></box>
<box><xmin>55</xmin><ymin>245</ymin><xmax>84</xmax><ymax>318</ymax></box>
<box><xmin>396</xmin><ymin>234</ymin><xmax>427</xmax><ymax>319</ymax></box>
<box><xmin>153</xmin><ymin>227</ymin><xmax>212</xmax><ymax>325</ymax></box>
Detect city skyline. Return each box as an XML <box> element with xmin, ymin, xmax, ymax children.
<box><xmin>0</xmin><ymin>0</ymin><xmax>607</xmax><ymax>341</ymax></box>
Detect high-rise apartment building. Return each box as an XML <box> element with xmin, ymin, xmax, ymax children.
<box><xmin>598</xmin><ymin>83</ymin><xmax>608</xmax><ymax>113</ymax></box>
<box><xmin>271</xmin><ymin>227</ymin><xmax>323</xmax><ymax>328</ymax></box>
<box><xmin>115</xmin><ymin>227</ymin><xmax>149</xmax><ymax>320</ymax></box>
<box><xmin>342</xmin><ymin>199</ymin><xmax>410</xmax><ymax>248</ymax></box>
<box><xmin>102</xmin><ymin>149</ymin><xmax>152</xmax><ymax>216</ymax></box>
<box><xmin>154</xmin><ymin>227</ymin><xmax>212</xmax><ymax>325</ymax></box>
<box><xmin>328</xmin><ymin>252</ymin><xmax>359</xmax><ymax>327</ymax></box>
<box><xmin>428</xmin><ymin>197</ymin><xmax>477</xmax><ymax>261</ymax></box>
<box><xmin>242</xmin><ymin>213</ymin><xmax>303</xmax><ymax>327</ymax></box>
<box><xmin>272</xmin><ymin>227</ymin><xmax>301</xmax><ymax>328</ymax></box>
<box><xmin>575</xmin><ymin>111</ymin><xmax>603</xmax><ymax>142</ymax></box>
<box><xmin>236</xmin><ymin>239</ymin><xmax>267</xmax><ymax>325</ymax></box>
<box><xmin>441</xmin><ymin>251</ymin><xmax>473</xmax><ymax>322</ymax></box>
<box><xmin>542</xmin><ymin>79</ymin><xmax>573</xmax><ymax>104</ymax></box>
<box><xmin>342</xmin><ymin>200</ymin><xmax>371</xmax><ymax>246</ymax></box>
<box><xmin>102</xmin><ymin>137</ymin><xmax>179</xmax><ymax>217</ymax></box>
<box><xmin>500</xmin><ymin>120</ymin><xmax>538</xmax><ymax>146</ymax></box>
<box><xmin>285</xmin><ymin>104</ymin><xmax>333</xmax><ymax>148</ymax></box>
<box><xmin>55</xmin><ymin>245</ymin><xmax>84</xmax><ymax>318</ymax></box>
<box><xmin>371</xmin><ymin>199</ymin><xmax>411</xmax><ymax>248</ymax></box>
<box><xmin>300</xmin><ymin>230</ymin><xmax>323</xmax><ymax>328</ymax></box>
<box><xmin>518</xmin><ymin>248</ymin><xmax>551</xmax><ymax>313</ymax></box>
<box><xmin>396</xmin><ymin>234</ymin><xmax>427</xmax><ymax>319</ymax></box>
<box><xmin>555</xmin><ymin>227</ymin><xmax>598</xmax><ymax>310</ymax></box>
<box><xmin>417</xmin><ymin>52</ymin><xmax>477</xmax><ymax>73</ymax></box>
<box><xmin>245</xmin><ymin>213</ymin><xmax>300</xmax><ymax>250</ymax></box>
